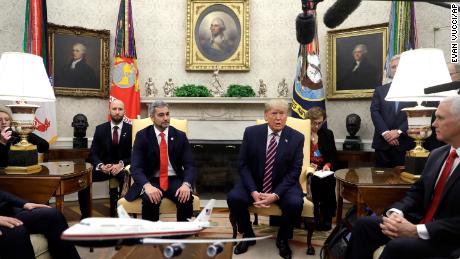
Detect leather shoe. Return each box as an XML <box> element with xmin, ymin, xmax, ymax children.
<box><xmin>233</xmin><ymin>240</ymin><xmax>256</xmax><ymax>255</ymax></box>
<box><xmin>276</xmin><ymin>239</ymin><xmax>292</xmax><ymax>259</ymax></box>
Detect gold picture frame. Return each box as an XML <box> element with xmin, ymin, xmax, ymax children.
<box><xmin>186</xmin><ymin>0</ymin><xmax>250</xmax><ymax>71</ymax></box>
<box><xmin>327</xmin><ymin>23</ymin><xmax>388</xmax><ymax>99</ymax></box>
<box><xmin>48</xmin><ymin>23</ymin><xmax>110</xmax><ymax>97</ymax></box>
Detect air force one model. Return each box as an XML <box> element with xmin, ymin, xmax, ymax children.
<box><xmin>62</xmin><ymin>199</ymin><xmax>270</xmax><ymax>258</ymax></box>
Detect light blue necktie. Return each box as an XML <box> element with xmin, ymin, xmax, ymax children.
<box><xmin>394</xmin><ymin>101</ymin><xmax>399</xmax><ymax>114</ymax></box>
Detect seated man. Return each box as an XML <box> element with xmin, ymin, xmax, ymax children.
<box><xmin>346</xmin><ymin>96</ymin><xmax>460</xmax><ymax>259</ymax></box>
<box><xmin>124</xmin><ymin>100</ymin><xmax>195</xmax><ymax>222</ymax></box>
<box><xmin>78</xmin><ymin>99</ymin><xmax>132</xmax><ymax>218</ymax></box>
<box><xmin>0</xmin><ymin>189</ymin><xmax>80</xmax><ymax>259</ymax></box>
<box><xmin>227</xmin><ymin>99</ymin><xmax>304</xmax><ymax>259</ymax></box>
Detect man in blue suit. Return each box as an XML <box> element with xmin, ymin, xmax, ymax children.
<box><xmin>125</xmin><ymin>100</ymin><xmax>195</xmax><ymax>222</ymax></box>
<box><xmin>371</xmin><ymin>54</ymin><xmax>415</xmax><ymax>167</ymax></box>
<box><xmin>227</xmin><ymin>99</ymin><xmax>304</xmax><ymax>259</ymax></box>
<box><xmin>346</xmin><ymin>96</ymin><xmax>460</xmax><ymax>259</ymax></box>
<box><xmin>78</xmin><ymin>99</ymin><xmax>132</xmax><ymax>218</ymax></box>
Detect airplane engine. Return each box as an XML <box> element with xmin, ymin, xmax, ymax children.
<box><xmin>163</xmin><ymin>243</ymin><xmax>184</xmax><ymax>258</ymax></box>
<box><xmin>207</xmin><ymin>242</ymin><xmax>224</xmax><ymax>257</ymax></box>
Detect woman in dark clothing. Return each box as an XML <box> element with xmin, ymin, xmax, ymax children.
<box><xmin>0</xmin><ymin>106</ymin><xmax>49</xmax><ymax>167</ymax></box>
<box><xmin>307</xmin><ymin>107</ymin><xmax>337</xmax><ymax>231</ymax></box>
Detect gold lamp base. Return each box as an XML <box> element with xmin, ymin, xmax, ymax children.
<box><xmin>400</xmin><ymin>171</ymin><xmax>421</xmax><ymax>184</ymax></box>
<box><xmin>6</xmin><ymin>143</ymin><xmax>41</xmax><ymax>174</ymax></box>
<box><xmin>5</xmin><ymin>164</ymin><xmax>42</xmax><ymax>174</ymax></box>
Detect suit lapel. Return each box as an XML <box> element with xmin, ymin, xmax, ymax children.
<box><xmin>274</xmin><ymin>127</ymin><xmax>289</xmax><ymax>178</ymax></box>
<box><xmin>105</xmin><ymin>122</ymin><xmax>112</xmax><ymax>148</ymax></box>
<box><xmin>259</xmin><ymin>125</ymin><xmax>269</xmax><ymax>177</ymax></box>
<box><xmin>440</xmin><ymin>149</ymin><xmax>460</xmax><ymax>202</ymax></box>
<box><xmin>147</xmin><ymin>125</ymin><xmax>160</xmax><ymax>155</ymax></box>
<box><xmin>424</xmin><ymin>147</ymin><xmax>450</xmax><ymax>207</ymax></box>
<box><xmin>167</xmin><ymin>127</ymin><xmax>175</xmax><ymax>164</ymax></box>
<box><xmin>119</xmin><ymin>124</ymin><xmax>129</xmax><ymax>146</ymax></box>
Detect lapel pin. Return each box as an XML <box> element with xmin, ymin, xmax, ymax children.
<box><xmin>171</xmin><ymin>137</ymin><xmax>174</xmax><ymax>141</ymax></box>
<box><xmin>285</xmin><ymin>139</ymin><xmax>288</xmax><ymax>143</ymax></box>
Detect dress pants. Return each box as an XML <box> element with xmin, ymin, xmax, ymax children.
<box><xmin>227</xmin><ymin>183</ymin><xmax>303</xmax><ymax>240</ymax></box>
<box><xmin>375</xmin><ymin>149</ymin><xmax>406</xmax><ymax>168</ymax></box>
<box><xmin>0</xmin><ymin>207</ymin><xmax>80</xmax><ymax>259</ymax></box>
<box><xmin>78</xmin><ymin>169</ymin><xmax>126</xmax><ymax>218</ymax></box>
<box><xmin>310</xmin><ymin>174</ymin><xmax>336</xmax><ymax>224</ymax></box>
<box><xmin>346</xmin><ymin>216</ymin><xmax>459</xmax><ymax>259</ymax></box>
<box><xmin>141</xmin><ymin>176</ymin><xmax>193</xmax><ymax>222</ymax></box>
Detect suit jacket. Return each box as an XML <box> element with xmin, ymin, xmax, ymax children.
<box><xmin>391</xmin><ymin>145</ymin><xmax>460</xmax><ymax>240</ymax></box>
<box><xmin>370</xmin><ymin>83</ymin><xmax>416</xmax><ymax>151</ymax></box>
<box><xmin>125</xmin><ymin>125</ymin><xmax>195</xmax><ymax>201</ymax></box>
<box><xmin>339</xmin><ymin>59</ymin><xmax>380</xmax><ymax>90</ymax></box>
<box><xmin>55</xmin><ymin>59</ymin><xmax>98</xmax><ymax>88</ymax></box>
<box><xmin>314</xmin><ymin>127</ymin><xmax>337</xmax><ymax>170</ymax></box>
<box><xmin>0</xmin><ymin>190</ymin><xmax>26</xmax><ymax>214</ymax></box>
<box><xmin>238</xmin><ymin>124</ymin><xmax>304</xmax><ymax>198</ymax></box>
<box><xmin>88</xmin><ymin>122</ymin><xmax>132</xmax><ymax>171</ymax></box>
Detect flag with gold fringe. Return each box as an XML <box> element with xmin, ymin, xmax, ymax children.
<box><xmin>110</xmin><ymin>0</ymin><xmax>140</xmax><ymax>123</ymax></box>
<box><xmin>23</xmin><ymin>0</ymin><xmax>58</xmax><ymax>144</ymax></box>
<box><xmin>384</xmin><ymin>1</ymin><xmax>418</xmax><ymax>80</ymax></box>
<box><xmin>291</xmin><ymin>10</ymin><xmax>325</xmax><ymax>119</ymax></box>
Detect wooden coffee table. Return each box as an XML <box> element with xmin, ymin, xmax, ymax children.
<box><xmin>0</xmin><ymin>161</ymin><xmax>92</xmax><ymax>216</ymax></box>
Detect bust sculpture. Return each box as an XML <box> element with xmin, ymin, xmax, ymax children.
<box><xmin>71</xmin><ymin>113</ymin><xmax>88</xmax><ymax>148</ymax></box>
<box><xmin>343</xmin><ymin>113</ymin><xmax>362</xmax><ymax>150</ymax></box>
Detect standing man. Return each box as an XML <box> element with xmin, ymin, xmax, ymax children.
<box><xmin>78</xmin><ymin>99</ymin><xmax>132</xmax><ymax>218</ymax></box>
<box><xmin>124</xmin><ymin>100</ymin><xmax>195</xmax><ymax>222</ymax></box>
<box><xmin>370</xmin><ymin>54</ymin><xmax>415</xmax><ymax>168</ymax></box>
<box><xmin>227</xmin><ymin>99</ymin><xmax>304</xmax><ymax>259</ymax></box>
<box><xmin>346</xmin><ymin>96</ymin><xmax>460</xmax><ymax>259</ymax></box>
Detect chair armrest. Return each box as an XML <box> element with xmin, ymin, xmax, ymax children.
<box><xmin>299</xmin><ymin>166</ymin><xmax>314</xmax><ymax>200</ymax></box>
<box><xmin>120</xmin><ymin>165</ymin><xmax>132</xmax><ymax>198</ymax></box>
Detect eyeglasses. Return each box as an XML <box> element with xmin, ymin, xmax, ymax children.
<box><xmin>312</xmin><ymin>120</ymin><xmax>324</xmax><ymax>127</ymax></box>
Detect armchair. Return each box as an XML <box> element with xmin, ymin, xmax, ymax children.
<box><xmin>117</xmin><ymin>118</ymin><xmax>201</xmax><ymax>217</ymax></box>
<box><xmin>230</xmin><ymin>117</ymin><xmax>316</xmax><ymax>255</ymax></box>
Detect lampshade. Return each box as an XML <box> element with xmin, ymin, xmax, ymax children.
<box><xmin>386</xmin><ymin>48</ymin><xmax>457</xmax><ymax>102</ymax></box>
<box><xmin>0</xmin><ymin>52</ymin><xmax>55</xmax><ymax>102</ymax></box>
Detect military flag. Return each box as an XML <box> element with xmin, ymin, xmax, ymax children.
<box><xmin>110</xmin><ymin>0</ymin><xmax>140</xmax><ymax>122</ymax></box>
<box><xmin>23</xmin><ymin>0</ymin><xmax>58</xmax><ymax>144</ymax></box>
<box><xmin>291</xmin><ymin>10</ymin><xmax>325</xmax><ymax>119</ymax></box>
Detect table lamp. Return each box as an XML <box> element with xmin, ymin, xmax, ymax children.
<box><xmin>0</xmin><ymin>52</ymin><xmax>56</xmax><ymax>174</ymax></box>
<box><xmin>385</xmin><ymin>48</ymin><xmax>458</xmax><ymax>181</ymax></box>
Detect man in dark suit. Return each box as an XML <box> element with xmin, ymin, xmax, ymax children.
<box><xmin>55</xmin><ymin>43</ymin><xmax>98</xmax><ymax>88</ymax></box>
<box><xmin>78</xmin><ymin>99</ymin><xmax>132</xmax><ymax>218</ymax></box>
<box><xmin>0</xmin><ymin>189</ymin><xmax>80</xmax><ymax>258</ymax></box>
<box><xmin>227</xmin><ymin>99</ymin><xmax>304</xmax><ymax>259</ymax></box>
<box><xmin>124</xmin><ymin>100</ymin><xmax>195</xmax><ymax>222</ymax></box>
<box><xmin>346</xmin><ymin>96</ymin><xmax>460</xmax><ymax>259</ymax></box>
<box><xmin>371</xmin><ymin>54</ymin><xmax>415</xmax><ymax>167</ymax></box>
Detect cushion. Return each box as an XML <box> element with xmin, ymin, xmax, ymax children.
<box><xmin>30</xmin><ymin>234</ymin><xmax>51</xmax><ymax>259</ymax></box>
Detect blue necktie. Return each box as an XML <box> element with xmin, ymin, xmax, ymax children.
<box><xmin>394</xmin><ymin>101</ymin><xmax>399</xmax><ymax>114</ymax></box>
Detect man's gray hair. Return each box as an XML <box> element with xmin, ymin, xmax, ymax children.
<box><xmin>353</xmin><ymin>44</ymin><xmax>368</xmax><ymax>54</ymax></box>
<box><xmin>211</xmin><ymin>17</ymin><xmax>226</xmax><ymax>31</ymax></box>
<box><xmin>148</xmin><ymin>100</ymin><xmax>169</xmax><ymax>117</ymax></box>
<box><xmin>73</xmin><ymin>43</ymin><xmax>87</xmax><ymax>54</ymax></box>
<box><xmin>264</xmin><ymin>99</ymin><xmax>289</xmax><ymax>113</ymax></box>
<box><xmin>443</xmin><ymin>96</ymin><xmax>460</xmax><ymax>117</ymax></box>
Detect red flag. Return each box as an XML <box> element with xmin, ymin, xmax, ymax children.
<box><xmin>110</xmin><ymin>0</ymin><xmax>140</xmax><ymax>123</ymax></box>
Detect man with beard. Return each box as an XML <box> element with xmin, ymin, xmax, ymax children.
<box><xmin>124</xmin><ymin>100</ymin><xmax>195</xmax><ymax>223</ymax></box>
<box><xmin>78</xmin><ymin>99</ymin><xmax>132</xmax><ymax>218</ymax></box>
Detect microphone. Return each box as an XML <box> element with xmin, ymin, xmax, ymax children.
<box><xmin>424</xmin><ymin>81</ymin><xmax>460</xmax><ymax>94</ymax></box>
<box><xmin>323</xmin><ymin>0</ymin><xmax>362</xmax><ymax>29</ymax></box>
<box><xmin>296</xmin><ymin>12</ymin><xmax>316</xmax><ymax>44</ymax></box>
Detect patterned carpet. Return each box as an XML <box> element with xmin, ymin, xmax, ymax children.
<box><xmin>61</xmin><ymin>199</ymin><xmax>333</xmax><ymax>259</ymax></box>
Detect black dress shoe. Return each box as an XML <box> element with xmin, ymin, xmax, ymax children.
<box><xmin>233</xmin><ymin>240</ymin><xmax>256</xmax><ymax>255</ymax></box>
<box><xmin>276</xmin><ymin>239</ymin><xmax>292</xmax><ymax>259</ymax></box>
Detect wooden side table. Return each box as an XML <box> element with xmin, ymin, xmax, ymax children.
<box><xmin>0</xmin><ymin>161</ymin><xmax>93</xmax><ymax>216</ymax></box>
<box><xmin>335</xmin><ymin>167</ymin><xmax>411</xmax><ymax>225</ymax></box>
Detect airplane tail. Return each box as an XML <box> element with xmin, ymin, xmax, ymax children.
<box><xmin>117</xmin><ymin>205</ymin><xmax>131</xmax><ymax>219</ymax></box>
<box><xmin>194</xmin><ymin>199</ymin><xmax>215</xmax><ymax>222</ymax></box>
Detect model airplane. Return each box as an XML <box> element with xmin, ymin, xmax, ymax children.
<box><xmin>62</xmin><ymin>199</ymin><xmax>270</xmax><ymax>258</ymax></box>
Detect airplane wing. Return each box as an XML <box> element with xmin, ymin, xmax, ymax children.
<box><xmin>141</xmin><ymin>235</ymin><xmax>271</xmax><ymax>244</ymax></box>
<box><xmin>117</xmin><ymin>205</ymin><xmax>130</xmax><ymax>219</ymax></box>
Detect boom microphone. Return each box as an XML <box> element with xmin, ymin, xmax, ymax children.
<box><xmin>296</xmin><ymin>12</ymin><xmax>316</xmax><ymax>44</ymax></box>
<box><xmin>323</xmin><ymin>0</ymin><xmax>362</xmax><ymax>29</ymax></box>
<box><xmin>424</xmin><ymin>81</ymin><xmax>460</xmax><ymax>94</ymax></box>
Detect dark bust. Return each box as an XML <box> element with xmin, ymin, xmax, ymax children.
<box><xmin>71</xmin><ymin>114</ymin><xmax>89</xmax><ymax>149</ymax></box>
<box><xmin>346</xmin><ymin>113</ymin><xmax>361</xmax><ymax>137</ymax></box>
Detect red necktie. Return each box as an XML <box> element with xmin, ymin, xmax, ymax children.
<box><xmin>159</xmin><ymin>132</ymin><xmax>168</xmax><ymax>191</ymax></box>
<box><xmin>112</xmin><ymin>126</ymin><xmax>119</xmax><ymax>145</ymax></box>
<box><xmin>420</xmin><ymin>149</ymin><xmax>458</xmax><ymax>223</ymax></box>
<box><xmin>263</xmin><ymin>133</ymin><xmax>278</xmax><ymax>193</ymax></box>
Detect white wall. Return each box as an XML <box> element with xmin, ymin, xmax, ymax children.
<box><xmin>0</xmin><ymin>0</ymin><xmax>454</xmax><ymax>147</ymax></box>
